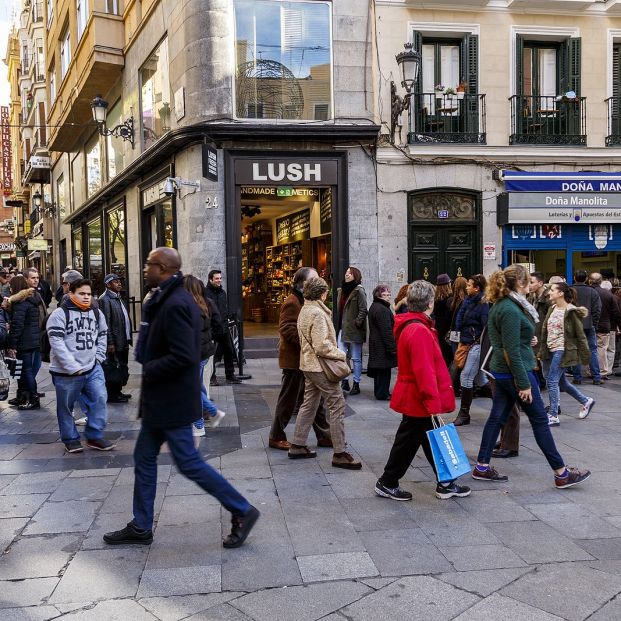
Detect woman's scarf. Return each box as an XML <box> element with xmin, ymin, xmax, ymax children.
<box><xmin>69</xmin><ymin>294</ymin><xmax>91</xmax><ymax>311</ymax></box>
<box><xmin>509</xmin><ymin>291</ymin><xmax>540</xmax><ymax>323</ymax></box>
<box><xmin>340</xmin><ymin>280</ymin><xmax>358</xmax><ymax>298</ymax></box>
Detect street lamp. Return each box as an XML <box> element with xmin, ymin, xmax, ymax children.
<box><xmin>32</xmin><ymin>190</ymin><xmax>42</xmax><ymax>208</ymax></box>
<box><xmin>90</xmin><ymin>95</ymin><xmax>135</xmax><ymax>149</ymax></box>
<box><xmin>390</xmin><ymin>42</ymin><xmax>421</xmax><ymax>144</ymax></box>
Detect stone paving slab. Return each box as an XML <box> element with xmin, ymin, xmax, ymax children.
<box><xmin>438</xmin><ymin>544</ymin><xmax>527</xmax><ymax>571</ymax></box>
<box><xmin>137</xmin><ymin>565</ymin><xmax>221</xmax><ymax>597</ymax></box>
<box><xmin>589</xmin><ymin>594</ymin><xmax>621</xmax><ymax>621</ymax></box>
<box><xmin>453</xmin><ymin>593</ymin><xmax>565</xmax><ymax>620</ymax></box>
<box><xmin>297</xmin><ymin>551</ymin><xmax>379</xmax><ymax>582</ymax></box>
<box><xmin>185</xmin><ymin>603</ymin><xmax>253</xmax><ymax>621</ymax></box>
<box><xmin>0</xmin><ymin>606</ymin><xmax>61</xmax><ymax>620</ymax></box>
<box><xmin>0</xmin><ymin>577</ymin><xmax>60</xmax><ymax>609</ymax></box>
<box><xmin>138</xmin><ymin>593</ymin><xmax>244</xmax><ymax>621</ymax></box>
<box><xmin>55</xmin><ymin>600</ymin><xmax>158</xmax><ymax>620</ymax></box>
<box><xmin>23</xmin><ymin>499</ymin><xmax>100</xmax><ymax>535</ymax></box>
<box><xmin>0</xmin><ymin>493</ymin><xmax>49</xmax><ymax>518</ymax></box>
<box><xmin>0</xmin><ymin>516</ymin><xmax>28</xmax><ymax>552</ymax></box>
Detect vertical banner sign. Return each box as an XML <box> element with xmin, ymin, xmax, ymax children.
<box><xmin>1</xmin><ymin>107</ymin><xmax>12</xmax><ymax>196</ymax></box>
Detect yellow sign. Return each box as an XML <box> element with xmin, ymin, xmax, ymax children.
<box><xmin>27</xmin><ymin>239</ymin><xmax>48</xmax><ymax>251</ymax></box>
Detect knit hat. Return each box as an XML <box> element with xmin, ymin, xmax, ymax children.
<box><xmin>303</xmin><ymin>277</ymin><xmax>329</xmax><ymax>301</ymax></box>
<box><xmin>104</xmin><ymin>273</ymin><xmax>121</xmax><ymax>285</ymax></box>
<box><xmin>436</xmin><ymin>273</ymin><xmax>451</xmax><ymax>286</ymax></box>
<box><xmin>62</xmin><ymin>270</ymin><xmax>83</xmax><ymax>284</ymax></box>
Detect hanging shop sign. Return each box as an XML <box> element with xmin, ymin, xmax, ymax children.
<box><xmin>235</xmin><ymin>159</ymin><xmax>338</xmax><ymax>186</ymax></box>
<box><xmin>1</xmin><ymin>106</ymin><xmax>12</xmax><ymax>196</ymax></box>
<box><xmin>501</xmin><ymin>171</ymin><xmax>621</xmax><ymax>192</ymax></box>
<box><xmin>202</xmin><ymin>144</ymin><xmax>218</xmax><ymax>182</ymax></box>
<box><xmin>319</xmin><ymin>188</ymin><xmax>332</xmax><ymax>235</ymax></box>
<box><xmin>0</xmin><ymin>243</ymin><xmax>15</xmax><ymax>251</ymax></box>
<box><xmin>497</xmin><ymin>193</ymin><xmax>621</xmax><ymax>225</ymax></box>
<box><xmin>27</xmin><ymin>239</ymin><xmax>48</xmax><ymax>251</ymax></box>
<box><xmin>276</xmin><ymin>209</ymin><xmax>311</xmax><ymax>244</ymax></box>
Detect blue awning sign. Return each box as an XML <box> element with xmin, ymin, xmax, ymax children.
<box><xmin>501</xmin><ymin>170</ymin><xmax>621</xmax><ymax>192</ymax></box>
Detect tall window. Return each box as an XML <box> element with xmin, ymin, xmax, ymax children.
<box><xmin>107</xmin><ymin>207</ymin><xmax>126</xmax><ymax>283</ymax></box>
<box><xmin>85</xmin><ymin>134</ymin><xmax>101</xmax><ymax>198</ymax></box>
<box><xmin>77</xmin><ymin>0</ymin><xmax>88</xmax><ymax>41</ymax></box>
<box><xmin>71</xmin><ymin>150</ymin><xmax>85</xmax><ymax>209</ymax></box>
<box><xmin>49</xmin><ymin>65</ymin><xmax>56</xmax><ymax>103</ymax></box>
<box><xmin>106</xmin><ymin>100</ymin><xmax>124</xmax><ymax>179</ymax></box>
<box><xmin>57</xmin><ymin>173</ymin><xmax>66</xmax><ymax>218</ymax></box>
<box><xmin>140</xmin><ymin>38</ymin><xmax>170</xmax><ymax>150</ymax></box>
<box><xmin>105</xmin><ymin>0</ymin><xmax>119</xmax><ymax>14</ymax></box>
<box><xmin>234</xmin><ymin>0</ymin><xmax>332</xmax><ymax>120</ymax></box>
<box><xmin>87</xmin><ymin>217</ymin><xmax>104</xmax><ymax>295</ymax></box>
<box><xmin>47</xmin><ymin>0</ymin><xmax>54</xmax><ymax>25</ymax></box>
<box><xmin>60</xmin><ymin>29</ymin><xmax>70</xmax><ymax>79</ymax></box>
<box><xmin>72</xmin><ymin>227</ymin><xmax>83</xmax><ymax>270</ymax></box>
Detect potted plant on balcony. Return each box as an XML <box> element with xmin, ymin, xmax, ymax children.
<box><xmin>456</xmin><ymin>80</ymin><xmax>467</xmax><ymax>100</ymax></box>
<box><xmin>444</xmin><ymin>87</ymin><xmax>457</xmax><ymax>107</ymax></box>
<box><xmin>434</xmin><ymin>84</ymin><xmax>445</xmax><ymax>96</ymax></box>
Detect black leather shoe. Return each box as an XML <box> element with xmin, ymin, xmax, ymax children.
<box><xmin>593</xmin><ymin>379</ymin><xmax>604</xmax><ymax>385</ymax></box>
<box><xmin>226</xmin><ymin>376</ymin><xmax>243</xmax><ymax>384</ymax></box>
<box><xmin>107</xmin><ymin>395</ymin><xmax>129</xmax><ymax>403</ymax></box>
<box><xmin>349</xmin><ymin>382</ymin><xmax>361</xmax><ymax>396</ymax></box>
<box><xmin>36</xmin><ymin>392</ymin><xmax>45</xmax><ymax>397</ymax></box>
<box><xmin>492</xmin><ymin>448</ymin><xmax>519</xmax><ymax>459</ymax></box>
<box><xmin>103</xmin><ymin>521</ymin><xmax>153</xmax><ymax>545</ymax></box>
<box><xmin>119</xmin><ymin>392</ymin><xmax>132</xmax><ymax>399</ymax></box>
<box><xmin>572</xmin><ymin>379</ymin><xmax>582</xmax><ymax>385</ymax></box>
<box><xmin>223</xmin><ymin>506</ymin><xmax>260</xmax><ymax>548</ymax></box>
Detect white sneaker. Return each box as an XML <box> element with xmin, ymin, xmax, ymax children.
<box><xmin>578</xmin><ymin>397</ymin><xmax>595</xmax><ymax>419</ymax></box>
<box><xmin>75</xmin><ymin>416</ymin><xmax>88</xmax><ymax>426</ymax></box>
<box><xmin>206</xmin><ymin>410</ymin><xmax>225</xmax><ymax>429</ymax></box>
<box><xmin>548</xmin><ymin>415</ymin><xmax>560</xmax><ymax>427</ymax></box>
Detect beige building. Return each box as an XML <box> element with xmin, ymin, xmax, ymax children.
<box><xmin>375</xmin><ymin>0</ymin><xmax>621</xmax><ymax>288</ymax></box>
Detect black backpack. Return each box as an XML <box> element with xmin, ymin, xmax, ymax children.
<box><xmin>40</xmin><ymin>306</ymin><xmax>100</xmax><ymax>363</ymax></box>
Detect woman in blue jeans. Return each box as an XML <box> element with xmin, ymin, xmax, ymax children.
<box><xmin>472</xmin><ymin>264</ymin><xmax>591</xmax><ymax>489</ymax></box>
<box><xmin>539</xmin><ymin>282</ymin><xmax>595</xmax><ymax>426</ymax></box>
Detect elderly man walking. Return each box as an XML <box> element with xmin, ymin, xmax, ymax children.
<box><xmin>590</xmin><ymin>272</ymin><xmax>621</xmax><ymax>380</ymax></box>
<box><xmin>104</xmin><ymin>248</ymin><xmax>259</xmax><ymax>548</ymax></box>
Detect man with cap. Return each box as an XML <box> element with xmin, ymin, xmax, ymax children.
<box><xmin>98</xmin><ymin>274</ymin><xmax>133</xmax><ymax>403</ymax></box>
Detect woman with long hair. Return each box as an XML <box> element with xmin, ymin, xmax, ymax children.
<box><xmin>472</xmin><ymin>264</ymin><xmax>591</xmax><ymax>489</ymax></box>
<box><xmin>394</xmin><ymin>284</ymin><xmax>410</xmax><ymax>314</ymax></box>
<box><xmin>538</xmin><ymin>282</ymin><xmax>594</xmax><ymax>426</ymax></box>
<box><xmin>367</xmin><ymin>284</ymin><xmax>397</xmax><ymax>400</ymax></box>
<box><xmin>336</xmin><ymin>267</ymin><xmax>368</xmax><ymax>396</ymax></box>
<box><xmin>433</xmin><ymin>274</ymin><xmax>453</xmax><ymax>368</ymax></box>
<box><xmin>183</xmin><ymin>275</ymin><xmax>225</xmax><ymax>445</ymax></box>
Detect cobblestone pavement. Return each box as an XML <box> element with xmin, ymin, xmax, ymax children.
<box><xmin>2</xmin><ymin>357</ymin><xmax>621</xmax><ymax>620</ymax></box>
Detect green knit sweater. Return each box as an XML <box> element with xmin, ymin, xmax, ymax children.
<box><xmin>488</xmin><ymin>296</ymin><xmax>537</xmax><ymax>390</ymax></box>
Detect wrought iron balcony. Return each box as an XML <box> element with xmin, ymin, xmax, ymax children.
<box><xmin>509</xmin><ymin>95</ymin><xmax>586</xmax><ymax>146</ymax></box>
<box><xmin>606</xmin><ymin>97</ymin><xmax>621</xmax><ymax>146</ymax></box>
<box><xmin>407</xmin><ymin>93</ymin><xmax>486</xmax><ymax>144</ymax></box>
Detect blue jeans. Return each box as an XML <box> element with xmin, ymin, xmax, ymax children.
<box><xmin>477</xmin><ymin>371</ymin><xmax>564</xmax><ymax>470</ymax></box>
<box><xmin>199</xmin><ymin>358</ymin><xmax>217</xmax><ymax>417</ymax></box>
<box><xmin>547</xmin><ymin>350</ymin><xmax>588</xmax><ymax>415</ymax></box>
<box><xmin>338</xmin><ymin>332</ymin><xmax>362</xmax><ymax>383</ymax></box>
<box><xmin>573</xmin><ymin>327</ymin><xmax>601</xmax><ymax>381</ymax></box>
<box><xmin>52</xmin><ymin>363</ymin><xmax>108</xmax><ymax>443</ymax></box>
<box><xmin>460</xmin><ymin>344</ymin><xmax>488</xmax><ymax>389</ymax></box>
<box><xmin>17</xmin><ymin>349</ymin><xmax>40</xmax><ymax>394</ymax></box>
<box><xmin>133</xmin><ymin>424</ymin><xmax>250</xmax><ymax>530</ymax></box>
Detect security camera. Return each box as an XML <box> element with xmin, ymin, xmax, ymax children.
<box><xmin>163</xmin><ymin>177</ymin><xmax>177</xmax><ymax>197</ymax></box>
<box><xmin>162</xmin><ymin>176</ymin><xmax>200</xmax><ymax>198</ymax></box>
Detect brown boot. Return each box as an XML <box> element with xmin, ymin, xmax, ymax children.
<box><xmin>454</xmin><ymin>387</ymin><xmax>473</xmax><ymax>426</ymax></box>
<box><xmin>332</xmin><ymin>451</ymin><xmax>362</xmax><ymax>470</ymax></box>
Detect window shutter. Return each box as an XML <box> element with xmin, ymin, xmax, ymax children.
<box><xmin>613</xmin><ymin>44</ymin><xmax>621</xmax><ymax>100</ymax></box>
<box><xmin>460</xmin><ymin>34</ymin><xmax>478</xmax><ymax>94</ymax></box>
<box><xmin>515</xmin><ymin>34</ymin><xmax>524</xmax><ymax>94</ymax></box>
<box><xmin>568</xmin><ymin>37</ymin><xmax>581</xmax><ymax>96</ymax></box>
<box><xmin>412</xmin><ymin>30</ymin><xmax>423</xmax><ymax>94</ymax></box>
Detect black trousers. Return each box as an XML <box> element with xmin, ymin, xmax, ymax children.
<box><xmin>212</xmin><ymin>333</ymin><xmax>236</xmax><ymax>378</ymax></box>
<box><xmin>380</xmin><ymin>416</ymin><xmax>437</xmax><ymax>488</ymax></box>
<box><xmin>270</xmin><ymin>369</ymin><xmax>331</xmax><ymax>442</ymax></box>
<box><xmin>106</xmin><ymin>348</ymin><xmax>129</xmax><ymax>398</ymax></box>
<box><xmin>373</xmin><ymin>368</ymin><xmax>392</xmax><ymax>400</ymax></box>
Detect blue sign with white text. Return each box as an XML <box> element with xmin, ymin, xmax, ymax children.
<box><xmin>502</xmin><ymin>171</ymin><xmax>621</xmax><ymax>193</ymax></box>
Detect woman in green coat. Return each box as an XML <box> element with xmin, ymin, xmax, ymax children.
<box><xmin>538</xmin><ymin>282</ymin><xmax>595</xmax><ymax>426</ymax></box>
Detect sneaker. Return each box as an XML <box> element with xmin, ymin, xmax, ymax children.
<box><xmin>471</xmin><ymin>466</ymin><xmax>508</xmax><ymax>482</ymax></box>
<box><xmin>206</xmin><ymin>409</ymin><xmax>225</xmax><ymax>429</ymax></box>
<box><xmin>64</xmin><ymin>440</ymin><xmax>83</xmax><ymax>453</ymax></box>
<box><xmin>374</xmin><ymin>480</ymin><xmax>413</xmax><ymax>501</ymax></box>
<box><xmin>223</xmin><ymin>505</ymin><xmax>260</xmax><ymax>548</ymax></box>
<box><xmin>192</xmin><ymin>419</ymin><xmax>206</xmax><ymax>437</ymax></box>
<box><xmin>545</xmin><ymin>405</ymin><xmax>561</xmax><ymax>415</ymax></box>
<box><xmin>75</xmin><ymin>416</ymin><xmax>87</xmax><ymax>426</ymax></box>
<box><xmin>332</xmin><ymin>451</ymin><xmax>362</xmax><ymax>470</ymax></box>
<box><xmin>555</xmin><ymin>467</ymin><xmax>591</xmax><ymax>489</ymax></box>
<box><xmin>548</xmin><ymin>415</ymin><xmax>560</xmax><ymax>427</ymax></box>
<box><xmin>578</xmin><ymin>397</ymin><xmax>595</xmax><ymax>419</ymax></box>
<box><xmin>225</xmin><ymin>375</ymin><xmax>243</xmax><ymax>384</ymax></box>
<box><xmin>593</xmin><ymin>379</ymin><xmax>604</xmax><ymax>385</ymax></box>
<box><xmin>103</xmin><ymin>521</ymin><xmax>153</xmax><ymax>545</ymax></box>
<box><xmin>436</xmin><ymin>482</ymin><xmax>472</xmax><ymax>499</ymax></box>
<box><xmin>86</xmin><ymin>438</ymin><xmax>117</xmax><ymax>451</ymax></box>
<box><xmin>288</xmin><ymin>445</ymin><xmax>317</xmax><ymax>459</ymax></box>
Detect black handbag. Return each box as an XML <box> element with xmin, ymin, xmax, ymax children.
<box><xmin>102</xmin><ymin>354</ymin><xmax>129</xmax><ymax>385</ymax></box>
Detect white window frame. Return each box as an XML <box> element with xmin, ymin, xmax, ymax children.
<box><xmin>47</xmin><ymin>0</ymin><xmax>53</xmax><ymax>25</ymax></box>
<box><xmin>49</xmin><ymin>66</ymin><xmax>56</xmax><ymax>103</ymax></box>
<box><xmin>607</xmin><ymin>29</ymin><xmax>621</xmax><ymax>98</ymax></box>
<box><xmin>105</xmin><ymin>0</ymin><xmax>119</xmax><ymax>15</ymax></box>
<box><xmin>77</xmin><ymin>0</ymin><xmax>88</xmax><ymax>41</ymax></box>
<box><xmin>60</xmin><ymin>29</ymin><xmax>71</xmax><ymax>79</ymax></box>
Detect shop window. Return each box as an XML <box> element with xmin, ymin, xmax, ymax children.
<box><xmin>140</xmin><ymin>38</ymin><xmax>171</xmax><ymax>150</ymax></box>
<box><xmin>234</xmin><ymin>0</ymin><xmax>332</xmax><ymax>121</ymax></box>
<box><xmin>72</xmin><ymin>227</ymin><xmax>83</xmax><ymax>271</ymax></box>
<box><xmin>60</xmin><ymin>28</ymin><xmax>70</xmax><ymax>79</ymax></box>
<box><xmin>85</xmin><ymin>134</ymin><xmax>101</xmax><ymax>198</ymax></box>
<box><xmin>106</xmin><ymin>100</ymin><xmax>124</xmax><ymax>179</ymax></box>
<box><xmin>56</xmin><ymin>173</ymin><xmax>66</xmax><ymax>218</ymax></box>
<box><xmin>314</xmin><ymin>103</ymin><xmax>329</xmax><ymax>121</ymax></box>
<box><xmin>70</xmin><ymin>150</ymin><xmax>85</xmax><ymax>210</ymax></box>
<box><xmin>107</xmin><ymin>207</ymin><xmax>127</xmax><ymax>284</ymax></box>
<box><xmin>87</xmin><ymin>217</ymin><xmax>104</xmax><ymax>295</ymax></box>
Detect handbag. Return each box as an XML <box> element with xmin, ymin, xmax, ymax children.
<box><xmin>426</xmin><ymin>416</ymin><xmax>472</xmax><ymax>483</ymax></box>
<box><xmin>301</xmin><ymin>330</ymin><xmax>352</xmax><ymax>383</ymax></box>
<box><xmin>448</xmin><ymin>330</ymin><xmax>460</xmax><ymax>343</ymax></box>
<box><xmin>0</xmin><ymin>354</ymin><xmax>11</xmax><ymax>401</ymax></box>
<box><xmin>102</xmin><ymin>354</ymin><xmax>130</xmax><ymax>385</ymax></box>
<box><xmin>454</xmin><ymin>343</ymin><xmax>471</xmax><ymax>369</ymax></box>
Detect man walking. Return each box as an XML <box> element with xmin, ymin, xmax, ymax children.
<box><xmin>269</xmin><ymin>267</ymin><xmax>332</xmax><ymax>450</ymax></box>
<box><xmin>0</xmin><ymin>269</ymin><xmax>11</xmax><ymax>297</ymax></box>
<box><xmin>47</xmin><ymin>278</ymin><xmax>115</xmax><ymax>453</ymax></box>
<box><xmin>26</xmin><ymin>268</ymin><xmax>52</xmax><ymax>308</ymax></box>
<box><xmin>204</xmin><ymin>269</ymin><xmax>241</xmax><ymax>384</ymax></box>
<box><xmin>98</xmin><ymin>274</ymin><xmax>133</xmax><ymax>403</ymax></box>
<box><xmin>589</xmin><ymin>272</ymin><xmax>620</xmax><ymax>381</ymax></box>
<box><xmin>104</xmin><ymin>248</ymin><xmax>259</xmax><ymax>548</ymax></box>
<box><xmin>573</xmin><ymin>270</ymin><xmax>602</xmax><ymax>385</ymax></box>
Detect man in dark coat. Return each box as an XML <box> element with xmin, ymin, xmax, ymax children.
<box><xmin>367</xmin><ymin>285</ymin><xmax>397</xmax><ymax>400</ymax></box>
<box><xmin>572</xmin><ymin>269</ymin><xmax>602</xmax><ymax>384</ymax></box>
<box><xmin>204</xmin><ymin>269</ymin><xmax>241</xmax><ymax>385</ymax></box>
<box><xmin>104</xmin><ymin>248</ymin><xmax>259</xmax><ymax>548</ymax></box>
<box><xmin>98</xmin><ymin>274</ymin><xmax>133</xmax><ymax>403</ymax></box>
<box><xmin>269</xmin><ymin>267</ymin><xmax>332</xmax><ymax>450</ymax></box>
<box><xmin>590</xmin><ymin>272</ymin><xmax>620</xmax><ymax>381</ymax></box>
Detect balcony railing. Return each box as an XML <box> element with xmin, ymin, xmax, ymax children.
<box><xmin>509</xmin><ymin>95</ymin><xmax>587</xmax><ymax>146</ymax></box>
<box><xmin>407</xmin><ymin>93</ymin><xmax>486</xmax><ymax>144</ymax></box>
<box><xmin>606</xmin><ymin>97</ymin><xmax>621</xmax><ymax>146</ymax></box>
<box><xmin>29</xmin><ymin>208</ymin><xmax>40</xmax><ymax>230</ymax></box>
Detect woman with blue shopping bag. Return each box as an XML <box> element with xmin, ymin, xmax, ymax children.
<box><xmin>374</xmin><ymin>280</ymin><xmax>472</xmax><ymax>502</ymax></box>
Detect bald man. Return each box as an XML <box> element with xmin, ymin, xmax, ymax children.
<box><xmin>104</xmin><ymin>248</ymin><xmax>259</xmax><ymax>548</ymax></box>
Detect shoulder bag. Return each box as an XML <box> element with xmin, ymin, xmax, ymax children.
<box><xmin>301</xmin><ymin>329</ymin><xmax>352</xmax><ymax>383</ymax></box>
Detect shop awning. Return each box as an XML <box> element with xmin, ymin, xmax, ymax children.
<box><xmin>500</xmin><ymin>170</ymin><xmax>621</xmax><ymax>192</ymax></box>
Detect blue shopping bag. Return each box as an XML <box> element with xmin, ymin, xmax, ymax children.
<box><xmin>426</xmin><ymin>416</ymin><xmax>471</xmax><ymax>483</ymax></box>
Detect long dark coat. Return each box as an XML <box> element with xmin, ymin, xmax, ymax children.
<box><xmin>367</xmin><ymin>298</ymin><xmax>397</xmax><ymax>370</ymax></box>
<box><xmin>433</xmin><ymin>296</ymin><xmax>453</xmax><ymax>367</ymax></box>
<box><xmin>137</xmin><ymin>273</ymin><xmax>202</xmax><ymax>429</ymax></box>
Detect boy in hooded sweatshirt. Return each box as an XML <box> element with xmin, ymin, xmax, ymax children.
<box><xmin>47</xmin><ymin>278</ymin><xmax>116</xmax><ymax>453</ymax></box>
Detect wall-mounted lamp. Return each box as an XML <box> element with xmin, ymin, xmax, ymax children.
<box><xmin>91</xmin><ymin>95</ymin><xmax>135</xmax><ymax>149</ymax></box>
<box><xmin>32</xmin><ymin>190</ymin><xmax>42</xmax><ymax>208</ymax></box>
<box><xmin>31</xmin><ymin>190</ymin><xmax>56</xmax><ymax>217</ymax></box>
<box><xmin>390</xmin><ymin>42</ymin><xmax>421</xmax><ymax>144</ymax></box>
<box><xmin>162</xmin><ymin>176</ymin><xmax>201</xmax><ymax>198</ymax></box>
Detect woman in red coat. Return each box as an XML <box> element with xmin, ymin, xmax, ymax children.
<box><xmin>374</xmin><ymin>280</ymin><xmax>472</xmax><ymax>501</ymax></box>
